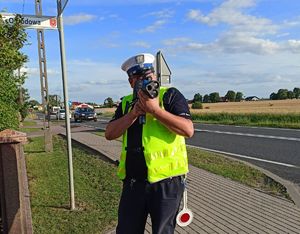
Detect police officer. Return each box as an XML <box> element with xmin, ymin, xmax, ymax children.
<box><xmin>105</xmin><ymin>53</ymin><xmax>194</xmax><ymax>234</ymax></box>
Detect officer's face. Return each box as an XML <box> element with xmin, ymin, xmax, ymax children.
<box><xmin>128</xmin><ymin>72</ymin><xmax>156</xmax><ymax>88</ymax></box>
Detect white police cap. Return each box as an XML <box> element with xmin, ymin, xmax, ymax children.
<box><xmin>121</xmin><ymin>53</ymin><xmax>155</xmax><ymax>76</ymax></box>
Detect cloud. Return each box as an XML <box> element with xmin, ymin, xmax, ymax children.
<box><xmin>130</xmin><ymin>41</ymin><xmax>151</xmax><ymax>48</ymax></box>
<box><xmin>63</xmin><ymin>13</ymin><xmax>97</xmax><ymax>25</ymax></box>
<box><xmin>177</xmin><ymin>0</ymin><xmax>300</xmax><ymax>55</ymax></box>
<box><xmin>163</xmin><ymin>37</ymin><xmax>191</xmax><ymax>46</ymax></box>
<box><xmin>144</xmin><ymin>9</ymin><xmax>175</xmax><ymax>19</ymax></box>
<box><xmin>282</xmin><ymin>17</ymin><xmax>300</xmax><ymax>28</ymax></box>
<box><xmin>96</xmin><ymin>31</ymin><xmax>121</xmax><ymax>48</ymax></box>
<box><xmin>164</xmin><ymin>34</ymin><xmax>300</xmax><ymax>55</ymax></box>
<box><xmin>188</xmin><ymin>0</ymin><xmax>257</xmax><ymax>25</ymax></box>
<box><xmin>0</xmin><ymin>0</ymin><xmax>23</xmax><ymax>2</ymax></box>
<box><xmin>201</xmin><ymin>36</ymin><xmax>298</xmax><ymax>55</ymax></box>
<box><xmin>24</xmin><ymin>59</ymin><xmax>131</xmax><ymax>103</ymax></box>
<box><xmin>97</xmin><ymin>13</ymin><xmax>120</xmax><ymax>22</ymax></box>
<box><xmin>216</xmin><ymin>32</ymin><xmax>280</xmax><ymax>54</ymax></box>
<box><xmin>276</xmin><ymin>33</ymin><xmax>290</xmax><ymax>38</ymax></box>
<box><xmin>64</xmin><ymin>0</ymin><xmax>208</xmax><ymax>7</ymax></box>
<box><xmin>21</xmin><ymin>67</ymin><xmax>60</xmax><ymax>76</ymax></box>
<box><xmin>137</xmin><ymin>8</ymin><xmax>174</xmax><ymax>33</ymax></box>
<box><xmin>66</xmin><ymin>59</ymin><xmax>127</xmax><ymax>88</ymax></box>
<box><xmin>137</xmin><ymin>19</ymin><xmax>168</xmax><ymax>33</ymax></box>
<box><xmin>187</xmin><ymin>0</ymin><xmax>278</xmax><ymax>35</ymax></box>
<box><xmin>172</xmin><ymin>64</ymin><xmax>300</xmax><ymax>99</ymax></box>
<box><xmin>284</xmin><ymin>40</ymin><xmax>300</xmax><ymax>53</ymax></box>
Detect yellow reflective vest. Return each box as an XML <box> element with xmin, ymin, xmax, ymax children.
<box><xmin>117</xmin><ymin>87</ymin><xmax>189</xmax><ymax>183</ymax></box>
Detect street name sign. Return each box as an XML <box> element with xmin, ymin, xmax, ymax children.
<box><xmin>0</xmin><ymin>13</ymin><xmax>57</xmax><ymax>30</ymax></box>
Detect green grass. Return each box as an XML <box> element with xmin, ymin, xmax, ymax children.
<box><xmin>187</xmin><ymin>147</ymin><xmax>290</xmax><ymax>199</ymax></box>
<box><xmin>19</xmin><ymin>128</ymin><xmax>43</xmax><ymax>133</ymax></box>
<box><xmin>24</xmin><ymin>136</ymin><xmax>45</xmax><ymax>153</ymax></box>
<box><xmin>25</xmin><ymin>136</ymin><xmax>122</xmax><ymax>234</ymax></box>
<box><xmin>100</xmin><ymin>112</ymin><xmax>114</xmax><ymax>118</ymax></box>
<box><xmin>192</xmin><ymin>113</ymin><xmax>300</xmax><ymax>128</ymax></box>
<box><xmin>22</xmin><ymin>120</ymin><xmax>37</xmax><ymax>127</ymax></box>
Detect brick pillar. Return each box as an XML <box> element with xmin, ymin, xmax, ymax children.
<box><xmin>0</xmin><ymin>129</ymin><xmax>33</xmax><ymax>234</ymax></box>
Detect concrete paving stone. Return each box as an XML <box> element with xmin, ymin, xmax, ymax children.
<box><xmin>188</xmin><ymin>202</ymin><xmax>249</xmax><ymax>233</ymax></box>
<box><xmin>188</xmin><ymin>168</ymin><xmax>300</xmax><ymax>220</ymax></box>
<box><xmin>190</xmin><ymin>175</ymin><xmax>298</xmax><ymax>229</ymax></box>
<box><xmin>187</xmin><ymin>179</ymin><xmax>299</xmax><ymax>233</ymax></box>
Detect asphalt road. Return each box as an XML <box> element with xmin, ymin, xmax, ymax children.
<box><xmin>78</xmin><ymin>118</ymin><xmax>300</xmax><ymax>186</ymax></box>
<box><xmin>188</xmin><ymin>123</ymin><xmax>300</xmax><ymax>185</ymax></box>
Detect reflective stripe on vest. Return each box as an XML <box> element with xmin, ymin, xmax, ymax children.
<box><xmin>117</xmin><ymin>87</ymin><xmax>189</xmax><ymax>183</ymax></box>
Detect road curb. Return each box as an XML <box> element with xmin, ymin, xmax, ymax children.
<box><xmin>244</xmin><ymin>163</ymin><xmax>300</xmax><ymax>208</ymax></box>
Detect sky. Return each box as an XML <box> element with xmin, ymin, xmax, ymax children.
<box><xmin>1</xmin><ymin>0</ymin><xmax>300</xmax><ymax>104</ymax></box>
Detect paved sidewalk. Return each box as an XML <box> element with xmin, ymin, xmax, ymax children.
<box><xmin>28</xmin><ymin>124</ymin><xmax>300</xmax><ymax>233</ymax></box>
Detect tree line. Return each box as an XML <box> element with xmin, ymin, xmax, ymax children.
<box><xmin>193</xmin><ymin>90</ymin><xmax>244</xmax><ymax>103</ymax></box>
<box><xmin>270</xmin><ymin>88</ymin><xmax>300</xmax><ymax>100</ymax></box>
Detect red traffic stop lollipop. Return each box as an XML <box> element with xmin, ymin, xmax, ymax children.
<box><xmin>176</xmin><ymin>208</ymin><xmax>193</xmax><ymax>227</ymax></box>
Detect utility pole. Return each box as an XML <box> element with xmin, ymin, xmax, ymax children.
<box><xmin>35</xmin><ymin>0</ymin><xmax>53</xmax><ymax>152</ymax></box>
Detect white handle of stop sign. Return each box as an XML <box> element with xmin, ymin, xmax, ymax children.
<box><xmin>176</xmin><ymin>177</ymin><xmax>193</xmax><ymax>227</ymax></box>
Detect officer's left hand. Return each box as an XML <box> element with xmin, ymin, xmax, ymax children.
<box><xmin>138</xmin><ymin>90</ymin><xmax>160</xmax><ymax>115</ymax></box>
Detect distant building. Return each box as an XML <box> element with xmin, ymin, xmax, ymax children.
<box><xmin>71</xmin><ymin>101</ymin><xmax>82</xmax><ymax>110</ymax></box>
<box><xmin>187</xmin><ymin>99</ymin><xmax>194</xmax><ymax>104</ymax></box>
<box><xmin>245</xmin><ymin>96</ymin><xmax>260</xmax><ymax>101</ymax></box>
<box><xmin>220</xmin><ymin>97</ymin><xmax>229</xmax><ymax>102</ymax></box>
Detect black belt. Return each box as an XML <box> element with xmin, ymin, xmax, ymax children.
<box><xmin>123</xmin><ymin>176</ymin><xmax>182</xmax><ymax>184</ymax></box>
<box><xmin>125</xmin><ymin>146</ymin><xmax>144</xmax><ymax>153</ymax></box>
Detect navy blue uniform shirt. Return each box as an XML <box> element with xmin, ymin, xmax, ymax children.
<box><xmin>110</xmin><ymin>87</ymin><xmax>191</xmax><ymax>181</ymax></box>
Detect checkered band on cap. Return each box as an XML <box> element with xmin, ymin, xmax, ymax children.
<box><xmin>121</xmin><ymin>53</ymin><xmax>155</xmax><ymax>76</ymax></box>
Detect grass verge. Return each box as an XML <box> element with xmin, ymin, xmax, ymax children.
<box><xmin>25</xmin><ymin>136</ymin><xmax>121</xmax><ymax>234</ymax></box>
<box><xmin>192</xmin><ymin>113</ymin><xmax>300</xmax><ymax>129</ymax></box>
<box><xmin>22</xmin><ymin>120</ymin><xmax>37</xmax><ymax>127</ymax></box>
<box><xmin>19</xmin><ymin>128</ymin><xmax>43</xmax><ymax>133</ymax></box>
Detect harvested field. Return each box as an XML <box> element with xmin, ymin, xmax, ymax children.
<box><xmin>95</xmin><ymin>100</ymin><xmax>300</xmax><ymax>115</ymax></box>
<box><xmin>190</xmin><ymin>99</ymin><xmax>300</xmax><ymax>114</ymax></box>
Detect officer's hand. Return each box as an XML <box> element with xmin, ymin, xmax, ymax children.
<box><xmin>131</xmin><ymin>101</ymin><xmax>145</xmax><ymax>118</ymax></box>
<box><xmin>138</xmin><ymin>90</ymin><xmax>160</xmax><ymax>115</ymax></box>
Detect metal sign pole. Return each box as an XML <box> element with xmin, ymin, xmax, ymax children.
<box><xmin>57</xmin><ymin>0</ymin><xmax>75</xmax><ymax>210</ymax></box>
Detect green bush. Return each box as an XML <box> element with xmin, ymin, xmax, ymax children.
<box><xmin>191</xmin><ymin>101</ymin><xmax>203</xmax><ymax>109</ymax></box>
<box><xmin>0</xmin><ymin>101</ymin><xmax>19</xmax><ymax>131</ymax></box>
<box><xmin>0</xmin><ymin>14</ymin><xmax>28</xmax><ymax>130</ymax></box>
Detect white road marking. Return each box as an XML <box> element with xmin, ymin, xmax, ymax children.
<box><xmin>188</xmin><ymin>145</ymin><xmax>300</xmax><ymax>168</ymax></box>
<box><xmin>83</xmin><ymin>122</ymin><xmax>299</xmax><ymax>168</ymax></box>
<box><xmin>195</xmin><ymin>129</ymin><xmax>300</xmax><ymax>142</ymax></box>
<box><xmin>199</xmin><ymin>123</ymin><xmax>300</xmax><ymax>132</ymax></box>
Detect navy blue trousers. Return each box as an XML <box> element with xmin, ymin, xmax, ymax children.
<box><xmin>116</xmin><ymin>176</ymin><xmax>184</xmax><ymax>234</ymax></box>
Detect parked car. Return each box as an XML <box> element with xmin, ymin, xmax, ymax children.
<box><xmin>56</xmin><ymin>109</ymin><xmax>71</xmax><ymax>120</ymax></box>
<box><xmin>74</xmin><ymin>107</ymin><xmax>97</xmax><ymax>122</ymax></box>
